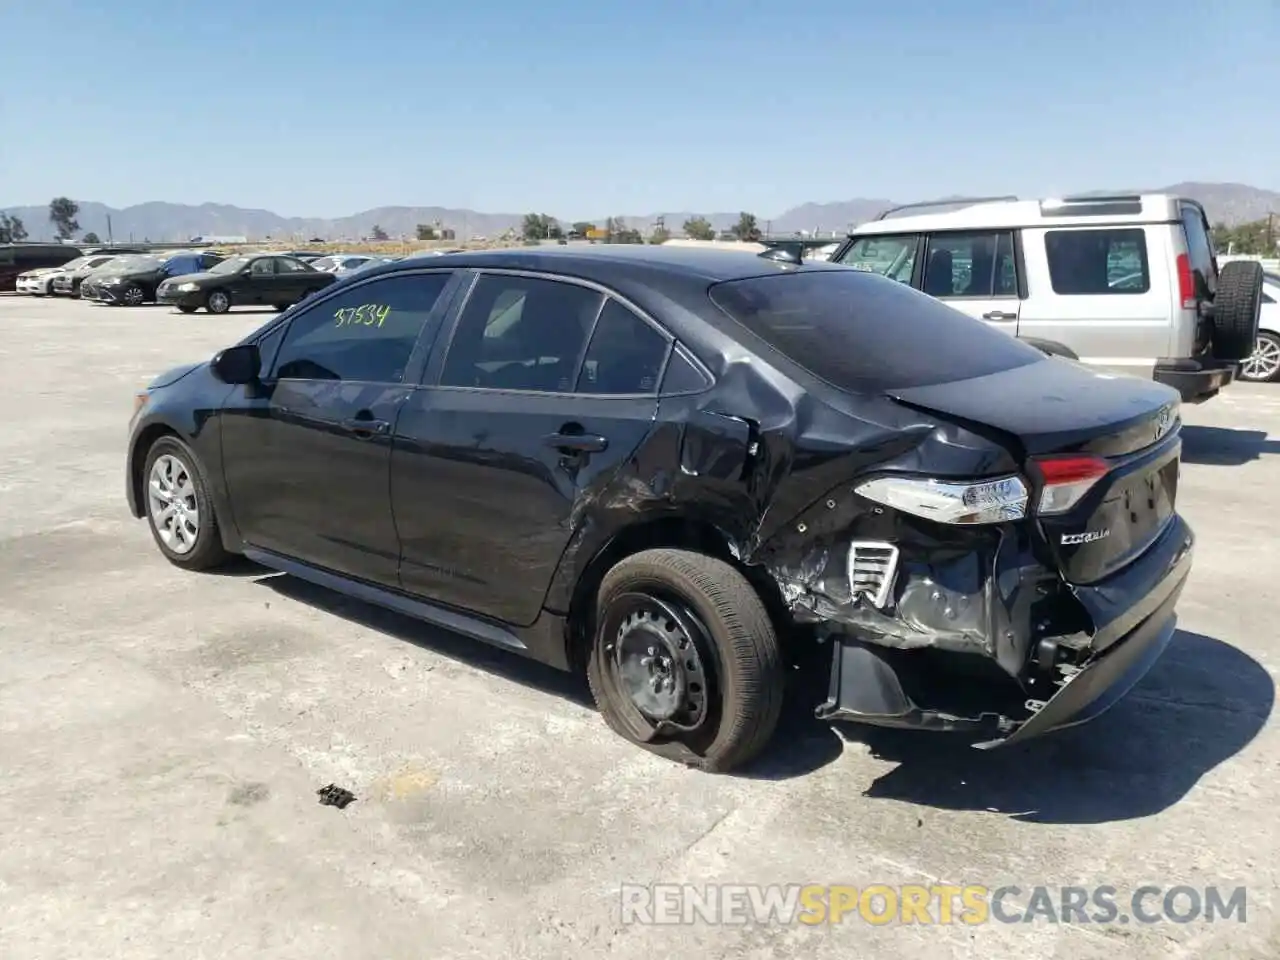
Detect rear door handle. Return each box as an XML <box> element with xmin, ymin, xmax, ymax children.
<box><xmin>339</xmin><ymin>417</ymin><xmax>390</xmax><ymax>437</ymax></box>
<box><xmin>982</xmin><ymin>311</ymin><xmax>1018</xmax><ymax>321</ymax></box>
<box><xmin>545</xmin><ymin>432</ymin><xmax>608</xmax><ymax>453</ymax></box>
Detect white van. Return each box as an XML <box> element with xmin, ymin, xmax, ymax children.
<box><xmin>829</xmin><ymin>194</ymin><xmax>1263</xmax><ymax>403</ymax></box>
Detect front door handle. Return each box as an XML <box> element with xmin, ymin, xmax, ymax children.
<box><xmin>545</xmin><ymin>431</ymin><xmax>608</xmax><ymax>454</ymax></box>
<box><xmin>340</xmin><ymin>417</ymin><xmax>390</xmax><ymax>438</ymax></box>
<box><xmin>982</xmin><ymin>310</ymin><xmax>1018</xmax><ymax>321</ymax></box>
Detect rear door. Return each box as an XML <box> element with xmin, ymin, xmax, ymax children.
<box><xmin>1017</xmin><ymin>226</ymin><xmax>1171</xmax><ymax>376</ymax></box>
<box><xmin>915</xmin><ymin>230</ymin><xmax>1022</xmax><ymax>333</ymax></box>
<box><xmin>390</xmin><ymin>272</ymin><xmax>668</xmax><ymax>626</ymax></box>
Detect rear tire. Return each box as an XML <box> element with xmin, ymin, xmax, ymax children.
<box><xmin>1212</xmin><ymin>260</ymin><xmax>1263</xmax><ymax>361</ymax></box>
<box><xmin>586</xmin><ymin>548</ymin><xmax>785</xmax><ymax>773</ymax></box>
<box><xmin>1239</xmin><ymin>330</ymin><xmax>1280</xmax><ymax>383</ymax></box>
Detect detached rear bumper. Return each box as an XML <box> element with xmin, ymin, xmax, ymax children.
<box><xmin>817</xmin><ymin>516</ymin><xmax>1194</xmax><ymax>747</ymax></box>
<box><xmin>1154</xmin><ymin>358</ymin><xmax>1235</xmax><ymax>404</ymax></box>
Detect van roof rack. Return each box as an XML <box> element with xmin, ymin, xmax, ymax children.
<box><xmin>874</xmin><ymin>195</ymin><xmax>1019</xmax><ymax>221</ymax></box>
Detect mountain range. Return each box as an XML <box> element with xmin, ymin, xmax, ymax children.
<box><xmin>3</xmin><ymin>182</ymin><xmax>1277</xmax><ymax>243</ymax></box>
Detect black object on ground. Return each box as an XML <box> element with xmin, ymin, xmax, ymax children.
<box><xmin>317</xmin><ymin>784</ymin><xmax>356</xmax><ymax>809</ymax></box>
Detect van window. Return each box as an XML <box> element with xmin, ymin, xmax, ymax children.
<box><xmin>1180</xmin><ymin>205</ymin><xmax>1216</xmax><ymax>298</ymax></box>
<box><xmin>834</xmin><ymin>235</ymin><xmax>918</xmax><ymax>284</ymax></box>
<box><xmin>1044</xmin><ymin>229</ymin><xmax>1150</xmax><ymax>295</ymax></box>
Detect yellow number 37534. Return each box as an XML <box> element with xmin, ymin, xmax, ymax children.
<box><xmin>335</xmin><ymin>304</ymin><xmax>391</xmax><ymax>328</ymax></box>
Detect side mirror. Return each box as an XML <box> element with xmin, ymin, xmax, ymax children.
<box><xmin>210</xmin><ymin>343</ymin><xmax>261</xmax><ymax>384</ymax></box>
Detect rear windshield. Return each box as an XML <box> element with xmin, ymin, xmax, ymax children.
<box><xmin>707</xmin><ymin>269</ymin><xmax>1044</xmax><ymax>392</ymax></box>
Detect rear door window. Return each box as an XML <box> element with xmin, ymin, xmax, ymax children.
<box><xmin>439</xmin><ymin>274</ymin><xmax>603</xmax><ymax>392</ymax></box>
<box><xmin>833</xmin><ymin>235</ymin><xmax>918</xmax><ymax>284</ymax></box>
<box><xmin>575</xmin><ymin>299</ymin><xmax>670</xmax><ymax>395</ymax></box>
<box><xmin>708</xmin><ymin>269</ymin><xmax>1043</xmax><ymax>392</ymax></box>
<box><xmin>921</xmin><ymin>231</ymin><xmax>1017</xmax><ymax>298</ymax></box>
<box><xmin>1044</xmin><ymin>228</ymin><xmax>1150</xmax><ymax>295</ymax></box>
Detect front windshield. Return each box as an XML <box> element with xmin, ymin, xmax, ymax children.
<box><xmin>210</xmin><ymin>255</ymin><xmax>251</xmax><ymax>274</ymax></box>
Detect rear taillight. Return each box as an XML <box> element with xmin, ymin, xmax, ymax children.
<box><xmin>1033</xmin><ymin>455</ymin><xmax>1109</xmax><ymax>515</ymax></box>
<box><xmin>1176</xmin><ymin>253</ymin><xmax>1197</xmax><ymax>310</ymax></box>
<box><xmin>855</xmin><ymin>474</ymin><xmax>1028</xmax><ymax>525</ymax></box>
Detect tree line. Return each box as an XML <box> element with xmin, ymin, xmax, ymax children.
<box><xmin>519</xmin><ymin>211</ymin><xmax>763</xmax><ymax>244</ymax></box>
<box><xmin>0</xmin><ymin>197</ymin><xmax>101</xmax><ymax>244</ymax></box>
<box><xmin>1211</xmin><ymin>217</ymin><xmax>1279</xmax><ymax>257</ymax></box>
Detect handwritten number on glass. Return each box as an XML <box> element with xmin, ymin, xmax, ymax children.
<box><xmin>335</xmin><ymin>304</ymin><xmax>391</xmax><ymax>328</ymax></box>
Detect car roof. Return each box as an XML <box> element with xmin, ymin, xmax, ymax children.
<box><xmin>356</xmin><ymin>243</ymin><xmax>845</xmax><ymax>285</ymax></box>
<box><xmin>851</xmin><ymin>193</ymin><xmax>1188</xmax><ymax>235</ymax></box>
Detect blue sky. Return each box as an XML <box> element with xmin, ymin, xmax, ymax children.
<box><xmin>2</xmin><ymin>0</ymin><xmax>1277</xmax><ymax>218</ymax></box>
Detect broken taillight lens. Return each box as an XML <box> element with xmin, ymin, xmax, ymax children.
<box><xmin>1033</xmin><ymin>454</ymin><xmax>1110</xmax><ymax>515</ymax></box>
<box><xmin>854</xmin><ymin>474</ymin><xmax>1028</xmax><ymax>525</ymax></box>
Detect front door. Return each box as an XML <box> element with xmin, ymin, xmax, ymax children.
<box><xmin>219</xmin><ymin>269</ymin><xmax>458</xmax><ymax>585</ymax></box>
<box><xmin>391</xmin><ymin>275</ymin><xmax>670</xmax><ymax>626</ymax></box>
<box><xmin>919</xmin><ymin>230</ymin><xmax>1022</xmax><ymax>334</ymax></box>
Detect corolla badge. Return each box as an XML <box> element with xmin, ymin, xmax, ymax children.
<box><xmin>1061</xmin><ymin>529</ymin><xmax>1110</xmax><ymax>545</ymax></box>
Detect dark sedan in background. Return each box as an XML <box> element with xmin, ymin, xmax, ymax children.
<box><xmin>52</xmin><ymin>256</ymin><xmax>129</xmax><ymax>297</ymax></box>
<box><xmin>156</xmin><ymin>253</ymin><xmax>337</xmax><ymax>314</ymax></box>
<box><xmin>83</xmin><ymin>251</ymin><xmax>225</xmax><ymax>305</ymax></box>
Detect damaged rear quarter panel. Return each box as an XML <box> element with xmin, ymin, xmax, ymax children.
<box><xmin>545</xmin><ymin>345</ymin><xmax>1051</xmax><ymax>682</ymax></box>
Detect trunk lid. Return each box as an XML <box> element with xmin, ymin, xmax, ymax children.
<box><xmin>888</xmin><ymin>358</ymin><xmax>1182</xmax><ymax>584</ymax></box>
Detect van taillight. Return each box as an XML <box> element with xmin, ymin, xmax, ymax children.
<box><xmin>1176</xmin><ymin>253</ymin><xmax>1196</xmax><ymax>310</ymax></box>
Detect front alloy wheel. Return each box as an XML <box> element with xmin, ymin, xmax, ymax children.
<box><xmin>142</xmin><ymin>437</ymin><xmax>229</xmax><ymax>570</ymax></box>
<box><xmin>122</xmin><ymin>283</ymin><xmax>146</xmax><ymax>306</ymax></box>
<box><xmin>206</xmin><ymin>290</ymin><xmax>231</xmax><ymax>314</ymax></box>
<box><xmin>148</xmin><ymin>454</ymin><xmax>200</xmax><ymax>554</ymax></box>
<box><xmin>1239</xmin><ymin>332</ymin><xmax>1280</xmax><ymax>383</ymax></box>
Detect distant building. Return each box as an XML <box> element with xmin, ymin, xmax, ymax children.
<box><xmin>189</xmin><ymin>235</ymin><xmax>248</xmax><ymax>244</ymax></box>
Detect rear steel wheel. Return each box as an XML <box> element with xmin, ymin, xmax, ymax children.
<box><xmin>587</xmin><ymin>548</ymin><xmax>785</xmax><ymax>772</ymax></box>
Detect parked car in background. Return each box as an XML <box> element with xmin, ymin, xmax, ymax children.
<box><xmin>1</xmin><ymin>243</ymin><xmax>82</xmax><ymax>291</ymax></box>
<box><xmin>51</xmin><ymin>255</ymin><xmax>129</xmax><ymax>298</ymax></box>
<box><xmin>1238</xmin><ymin>272</ymin><xmax>1280</xmax><ymax>382</ymax></box>
<box><xmin>311</xmin><ymin>254</ymin><xmax>382</xmax><ymax>275</ymax></box>
<box><xmin>156</xmin><ymin>253</ymin><xmax>337</xmax><ymax>314</ymax></box>
<box><xmin>831</xmin><ymin>193</ymin><xmax>1262</xmax><ymax>404</ymax></box>
<box><xmin>127</xmin><ymin>245</ymin><xmax>1193</xmax><ymax>772</ymax></box>
<box><xmin>275</xmin><ymin>250</ymin><xmax>325</xmax><ymax>262</ymax></box>
<box><xmin>15</xmin><ymin>253</ymin><xmax>114</xmax><ymax>295</ymax></box>
<box><xmin>83</xmin><ymin>251</ymin><xmax>226</xmax><ymax>306</ymax></box>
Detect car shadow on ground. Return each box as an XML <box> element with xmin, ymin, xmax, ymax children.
<box><xmin>253</xmin><ymin>571</ymin><xmax>845</xmax><ymax>779</ymax></box>
<box><xmin>840</xmin><ymin>630</ymin><xmax>1272</xmax><ymax>824</ymax></box>
<box><xmin>1181</xmin><ymin>425</ymin><xmax>1280</xmax><ymax>465</ymax></box>
<box><xmin>244</xmin><ymin>577</ymin><xmax>1270</xmax><ymax>800</ymax></box>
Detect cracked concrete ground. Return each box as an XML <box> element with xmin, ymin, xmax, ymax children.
<box><xmin>1</xmin><ymin>294</ymin><xmax>1277</xmax><ymax>959</ymax></box>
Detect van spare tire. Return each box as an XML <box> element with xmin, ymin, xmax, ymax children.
<box><xmin>1212</xmin><ymin>260</ymin><xmax>1263</xmax><ymax>361</ymax></box>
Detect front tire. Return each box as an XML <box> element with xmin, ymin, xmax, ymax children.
<box><xmin>586</xmin><ymin>548</ymin><xmax>785</xmax><ymax>773</ymax></box>
<box><xmin>121</xmin><ymin>283</ymin><xmax>146</xmax><ymax>306</ymax></box>
<box><xmin>142</xmin><ymin>436</ymin><xmax>230</xmax><ymax>570</ymax></box>
<box><xmin>177</xmin><ymin>305</ymin><xmax>198</xmax><ymax>314</ymax></box>
<box><xmin>206</xmin><ymin>290</ymin><xmax>231</xmax><ymax>314</ymax></box>
<box><xmin>1239</xmin><ymin>331</ymin><xmax>1280</xmax><ymax>383</ymax></box>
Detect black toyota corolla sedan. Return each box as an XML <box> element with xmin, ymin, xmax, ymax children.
<box><xmin>126</xmin><ymin>245</ymin><xmax>1194</xmax><ymax>772</ymax></box>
